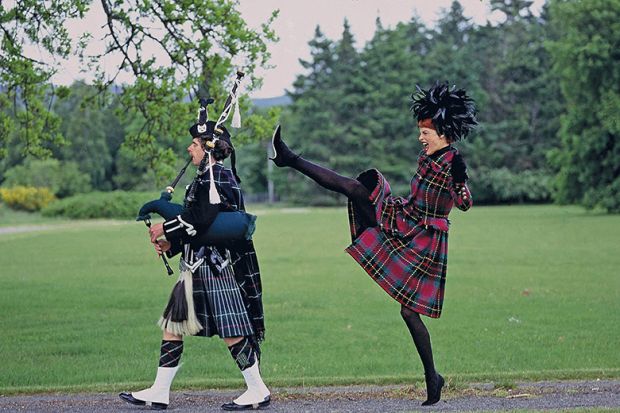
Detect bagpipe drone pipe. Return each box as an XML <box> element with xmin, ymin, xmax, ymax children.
<box><xmin>137</xmin><ymin>71</ymin><xmax>256</xmax><ymax>275</ymax></box>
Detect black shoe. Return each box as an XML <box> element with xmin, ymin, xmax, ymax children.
<box><xmin>221</xmin><ymin>395</ymin><xmax>271</xmax><ymax>411</ymax></box>
<box><xmin>269</xmin><ymin>125</ymin><xmax>299</xmax><ymax>167</ymax></box>
<box><xmin>421</xmin><ymin>373</ymin><xmax>444</xmax><ymax>406</ymax></box>
<box><xmin>119</xmin><ymin>392</ymin><xmax>168</xmax><ymax>410</ymax></box>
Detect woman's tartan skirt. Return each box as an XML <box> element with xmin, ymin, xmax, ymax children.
<box><xmin>191</xmin><ymin>260</ymin><xmax>255</xmax><ymax>338</ymax></box>
<box><xmin>345</xmin><ymin>169</ymin><xmax>448</xmax><ymax>318</ymax></box>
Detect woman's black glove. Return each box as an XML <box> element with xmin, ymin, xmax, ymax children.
<box><xmin>451</xmin><ymin>153</ymin><xmax>468</xmax><ymax>183</ymax></box>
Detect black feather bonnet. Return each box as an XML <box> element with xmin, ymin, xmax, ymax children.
<box><xmin>411</xmin><ymin>81</ymin><xmax>477</xmax><ymax>141</ymax></box>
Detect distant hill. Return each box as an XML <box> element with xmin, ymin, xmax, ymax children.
<box><xmin>252</xmin><ymin>95</ymin><xmax>292</xmax><ymax>108</ymax></box>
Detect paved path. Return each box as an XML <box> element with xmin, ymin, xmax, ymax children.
<box><xmin>1</xmin><ymin>380</ymin><xmax>618</xmax><ymax>412</ymax></box>
<box><xmin>0</xmin><ymin>220</ymin><xmax>132</xmax><ymax>235</ymax></box>
<box><xmin>0</xmin><ymin>224</ymin><xmax>58</xmax><ymax>234</ymax></box>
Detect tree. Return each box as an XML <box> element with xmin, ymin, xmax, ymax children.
<box><xmin>2</xmin><ymin>158</ymin><xmax>92</xmax><ymax>197</ymax></box>
<box><xmin>447</xmin><ymin>0</ymin><xmax>562</xmax><ymax>203</ymax></box>
<box><xmin>231</xmin><ymin>105</ymin><xmax>282</xmax><ymax>199</ymax></box>
<box><xmin>463</xmin><ymin>0</ymin><xmax>561</xmax><ymax>171</ymax></box>
<box><xmin>547</xmin><ymin>0</ymin><xmax>620</xmax><ymax>212</ymax></box>
<box><xmin>51</xmin><ymin>82</ymin><xmax>115</xmax><ymax>189</ymax></box>
<box><xmin>277</xmin><ymin>17</ymin><xmax>434</xmax><ymax>203</ymax></box>
<box><xmin>426</xmin><ymin>1</ymin><xmax>475</xmax><ymax>85</ymax></box>
<box><xmin>357</xmin><ymin>17</ymin><xmax>431</xmax><ymax>194</ymax></box>
<box><xmin>323</xmin><ymin>19</ymin><xmax>368</xmax><ymax>180</ymax></box>
<box><xmin>0</xmin><ymin>1</ymin><xmax>82</xmax><ymax>159</ymax></box>
<box><xmin>1</xmin><ymin>1</ymin><xmax>278</xmax><ymax>183</ymax></box>
<box><xmin>272</xmin><ymin>3</ymin><xmax>572</xmax><ymax>206</ymax></box>
<box><xmin>277</xmin><ymin>25</ymin><xmax>340</xmax><ymax>204</ymax></box>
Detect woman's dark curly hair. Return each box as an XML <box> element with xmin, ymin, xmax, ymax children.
<box><xmin>411</xmin><ymin>81</ymin><xmax>477</xmax><ymax>141</ymax></box>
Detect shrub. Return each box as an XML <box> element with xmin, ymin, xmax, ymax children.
<box><xmin>2</xmin><ymin>158</ymin><xmax>91</xmax><ymax>198</ymax></box>
<box><xmin>42</xmin><ymin>191</ymin><xmax>166</xmax><ymax>219</ymax></box>
<box><xmin>469</xmin><ymin>167</ymin><xmax>553</xmax><ymax>204</ymax></box>
<box><xmin>0</xmin><ymin>186</ymin><xmax>57</xmax><ymax>211</ymax></box>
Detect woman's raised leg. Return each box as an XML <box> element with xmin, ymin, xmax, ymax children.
<box><xmin>270</xmin><ymin>125</ymin><xmax>376</xmax><ymax>226</ymax></box>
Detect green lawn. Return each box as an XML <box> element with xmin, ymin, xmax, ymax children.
<box><xmin>0</xmin><ymin>205</ymin><xmax>618</xmax><ymax>394</ymax></box>
<box><xmin>0</xmin><ymin>203</ymin><xmax>70</xmax><ymax>227</ymax></box>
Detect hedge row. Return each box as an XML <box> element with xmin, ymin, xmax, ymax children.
<box><xmin>469</xmin><ymin>168</ymin><xmax>553</xmax><ymax>204</ymax></box>
<box><xmin>2</xmin><ymin>159</ymin><xmax>92</xmax><ymax>198</ymax></box>
<box><xmin>41</xmin><ymin>191</ymin><xmax>168</xmax><ymax>219</ymax></box>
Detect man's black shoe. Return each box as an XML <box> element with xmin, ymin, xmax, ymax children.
<box><xmin>119</xmin><ymin>392</ymin><xmax>168</xmax><ymax>410</ymax></box>
<box><xmin>221</xmin><ymin>395</ymin><xmax>271</xmax><ymax>411</ymax></box>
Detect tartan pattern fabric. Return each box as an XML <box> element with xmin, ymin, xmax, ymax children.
<box><xmin>164</xmin><ymin>163</ymin><xmax>265</xmax><ymax>340</ymax></box>
<box><xmin>228</xmin><ymin>337</ymin><xmax>257</xmax><ymax>371</ymax></box>
<box><xmin>192</xmin><ymin>260</ymin><xmax>255</xmax><ymax>338</ymax></box>
<box><xmin>196</xmin><ymin>164</ymin><xmax>266</xmax><ymax>340</ymax></box>
<box><xmin>230</xmin><ymin>239</ymin><xmax>265</xmax><ymax>341</ymax></box>
<box><xmin>345</xmin><ymin>146</ymin><xmax>472</xmax><ymax>318</ymax></box>
<box><xmin>159</xmin><ymin>340</ymin><xmax>183</xmax><ymax>367</ymax></box>
<box><xmin>202</xmin><ymin>163</ymin><xmax>245</xmax><ymax>211</ymax></box>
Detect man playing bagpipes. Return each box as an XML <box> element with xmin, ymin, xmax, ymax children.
<box><xmin>120</xmin><ymin>80</ymin><xmax>270</xmax><ymax>411</ymax></box>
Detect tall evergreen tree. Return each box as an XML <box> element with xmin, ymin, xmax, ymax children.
<box><xmin>274</xmin><ymin>2</ymin><xmax>570</xmax><ymax>206</ymax></box>
<box><xmin>279</xmin><ymin>26</ymin><xmax>341</xmax><ymax>204</ymax></box>
<box><xmin>53</xmin><ymin>83</ymin><xmax>110</xmax><ymax>190</ymax></box>
<box><xmin>358</xmin><ymin>17</ymin><xmax>430</xmax><ymax>194</ymax></box>
<box><xmin>547</xmin><ymin>0</ymin><xmax>620</xmax><ymax>212</ymax></box>
<box><xmin>451</xmin><ymin>0</ymin><xmax>561</xmax><ymax>203</ymax></box>
<box><xmin>471</xmin><ymin>0</ymin><xmax>561</xmax><ymax>171</ymax></box>
<box><xmin>426</xmin><ymin>1</ymin><xmax>475</xmax><ymax>86</ymax></box>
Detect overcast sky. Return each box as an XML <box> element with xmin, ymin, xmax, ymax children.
<box><xmin>238</xmin><ymin>0</ymin><xmax>538</xmax><ymax>98</ymax></box>
<box><xmin>47</xmin><ymin>0</ymin><xmax>545</xmax><ymax>98</ymax></box>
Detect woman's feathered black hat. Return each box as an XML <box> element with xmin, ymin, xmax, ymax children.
<box><xmin>411</xmin><ymin>81</ymin><xmax>477</xmax><ymax>141</ymax></box>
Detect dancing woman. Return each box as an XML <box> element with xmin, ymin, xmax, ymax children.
<box><xmin>270</xmin><ymin>82</ymin><xmax>476</xmax><ymax>406</ymax></box>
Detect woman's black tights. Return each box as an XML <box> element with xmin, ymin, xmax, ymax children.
<box><xmin>400</xmin><ymin>305</ymin><xmax>436</xmax><ymax>377</ymax></box>
<box><xmin>289</xmin><ymin>156</ymin><xmax>376</xmax><ymax>226</ymax></box>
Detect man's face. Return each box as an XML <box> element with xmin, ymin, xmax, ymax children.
<box><xmin>187</xmin><ymin>138</ymin><xmax>204</xmax><ymax>166</ymax></box>
<box><xmin>418</xmin><ymin>127</ymin><xmax>448</xmax><ymax>155</ymax></box>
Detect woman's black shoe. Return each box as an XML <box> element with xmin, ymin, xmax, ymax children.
<box><xmin>421</xmin><ymin>373</ymin><xmax>444</xmax><ymax>406</ymax></box>
<box><xmin>119</xmin><ymin>392</ymin><xmax>168</xmax><ymax>410</ymax></box>
<box><xmin>269</xmin><ymin>125</ymin><xmax>299</xmax><ymax>167</ymax></box>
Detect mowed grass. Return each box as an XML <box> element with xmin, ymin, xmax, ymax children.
<box><xmin>0</xmin><ymin>203</ymin><xmax>70</xmax><ymax>227</ymax></box>
<box><xmin>0</xmin><ymin>205</ymin><xmax>618</xmax><ymax>394</ymax></box>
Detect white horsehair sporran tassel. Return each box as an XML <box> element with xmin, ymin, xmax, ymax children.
<box><xmin>158</xmin><ymin>268</ymin><xmax>202</xmax><ymax>336</ymax></box>
<box><xmin>208</xmin><ymin>151</ymin><xmax>221</xmax><ymax>204</ymax></box>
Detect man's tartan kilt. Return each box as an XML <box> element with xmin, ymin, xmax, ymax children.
<box><xmin>191</xmin><ymin>259</ymin><xmax>255</xmax><ymax>338</ymax></box>
<box><xmin>345</xmin><ymin>169</ymin><xmax>448</xmax><ymax>318</ymax></box>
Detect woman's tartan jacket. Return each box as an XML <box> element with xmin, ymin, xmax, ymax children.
<box><xmin>346</xmin><ymin>146</ymin><xmax>472</xmax><ymax>318</ymax></box>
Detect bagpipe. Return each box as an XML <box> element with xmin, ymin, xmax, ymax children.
<box><xmin>137</xmin><ymin>71</ymin><xmax>256</xmax><ymax>275</ymax></box>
